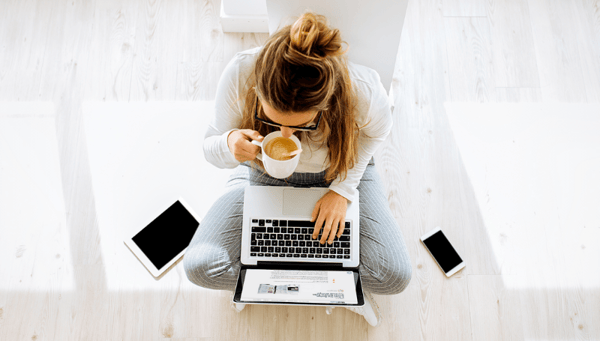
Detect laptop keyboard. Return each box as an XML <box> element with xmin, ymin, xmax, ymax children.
<box><xmin>250</xmin><ymin>219</ymin><xmax>351</xmax><ymax>259</ymax></box>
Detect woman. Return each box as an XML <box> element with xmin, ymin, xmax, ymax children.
<box><xmin>184</xmin><ymin>12</ymin><xmax>411</xmax><ymax>327</ymax></box>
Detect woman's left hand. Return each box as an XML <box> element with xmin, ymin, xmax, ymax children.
<box><xmin>311</xmin><ymin>190</ymin><xmax>348</xmax><ymax>245</ymax></box>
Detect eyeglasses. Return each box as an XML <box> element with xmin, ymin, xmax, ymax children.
<box><xmin>254</xmin><ymin>102</ymin><xmax>322</xmax><ymax>132</ymax></box>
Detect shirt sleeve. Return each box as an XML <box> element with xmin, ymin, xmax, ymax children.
<box><xmin>328</xmin><ymin>74</ymin><xmax>392</xmax><ymax>202</ymax></box>
<box><xmin>203</xmin><ymin>53</ymin><xmax>247</xmax><ymax>169</ymax></box>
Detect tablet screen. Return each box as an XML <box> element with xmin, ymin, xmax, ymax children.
<box><xmin>132</xmin><ymin>200</ymin><xmax>199</xmax><ymax>270</ymax></box>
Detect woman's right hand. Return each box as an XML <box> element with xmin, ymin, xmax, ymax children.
<box><xmin>227</xmin><ymin>129</ymin><xmax>264</xmax><ymax>162</ymax></box>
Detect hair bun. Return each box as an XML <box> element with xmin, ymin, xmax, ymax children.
<box><xmin>289</xmin><ymin>12</ymin><xmax>344</xmax><ymax>59</ymax></box>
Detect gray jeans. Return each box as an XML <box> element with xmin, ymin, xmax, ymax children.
<box><xmin>183</xmin><ymin>160</ymin><xmax>412</xmax><ymax>295</ymax></box>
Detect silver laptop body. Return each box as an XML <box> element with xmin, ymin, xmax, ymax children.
<box><xmin>241</xmin><ymin>186</ymin><xmax>360</xmax><ymax>268</ymax></box>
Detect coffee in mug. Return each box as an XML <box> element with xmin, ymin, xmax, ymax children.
<box><xmin>250</xmin><ymin>131</ymin><xmax>302</xmax><ymax>179</ymax></box>
<box><xmin>264</xmin><ymin>137</ymin><xmax>298</xmax><ymax>161</ymax></box>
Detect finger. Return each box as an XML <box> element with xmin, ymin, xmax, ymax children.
<box><xmin>337</xmin><ymin>220</ymin><xmax>344</xmax><ymax>238</ymax></box>
<box><xmin>234</xmin><ymin>141</ymin><xmax>260</xmax><ymax>161</ymax></box>
<box><xmin>237</xmin><ymin>147</ymin><xmax>257</xmax><ymax>157</ymax></box>
<box><xmin>311</xmin><ymin>202</ymin><xmax>322</xmax><ymax>238</ymax></box>
<box><xmin>240</xmin><ymin>138</ymin><xmax>261</xmax><ymax>152</ymax></box>
<box><xmin>235</xmin><ymin>150</ymin><xmax>258</xmax><ymax>162</ymax></box>
<box><xmin>320</xmin><ymin>219</ymin><xmax>333</xmax><ymax>245</ymax></box>
<box><xmin>313</xmin><ymin>215</ymin><xmax>325</xmax><ymax>241</ymax></box>
<box><xmin>241</xmin><ymin>129</ymin><xmax>264</xmax><ymax>142</ymax></box>
<box><xmin>328</xmin><ymin>219</ymin><xmax>340</xmax><ymax>244</ymax></box>
<box><xmin>311</xmin><ymin>201</ymin><xmax>320</xmax><ymax>222</ymax></box>
<box><xmin>247</xmin><ymin>145</ymin><xmax>261</xmax><ymax>158</ymax></box>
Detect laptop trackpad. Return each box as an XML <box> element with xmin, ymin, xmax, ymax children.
<box><xmin>283</xmin><ymin>189</ymin><xmax>324</xmax><ymax>216</ymax></box>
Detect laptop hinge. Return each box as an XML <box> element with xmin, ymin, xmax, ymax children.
<box><xmin>253</xmin><ymin>261</ymin><xmax>344</xmax><ymax>270</ymax></box>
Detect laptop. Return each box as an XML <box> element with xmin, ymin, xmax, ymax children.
<box><xmin>233</xmin><ymin>186</ymin><xmax>365</xmax><ymax>307</ymax></box>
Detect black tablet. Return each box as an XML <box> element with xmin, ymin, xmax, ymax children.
<box><xmin>124</xmin><ymin>198</ymin><xmax>200</xmax><ymax>278</ymax></box>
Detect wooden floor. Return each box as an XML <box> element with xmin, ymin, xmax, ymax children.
<box><xmin>1</xmin><ymin>0</ymin><xmax>599</xmax><ymax>340</ymax></box>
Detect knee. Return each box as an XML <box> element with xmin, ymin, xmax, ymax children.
<box><xmin>379</xmin><ymin>260</ymin><xmax>412</xmax><ymax>295</ymax></box>
<box><xmin>183</xmin><ymin>244</ymin><xmax>232</xmax><ymax>290</ymax></box>
<box><xmin>387</xmin><ymin>260</ymin><xmax>412</xmax><ymax>295</ymax></box>
<box><xmin>183</xmin><ymin>246</ymin><xmax>213</xmax><ymax>289</ymax></box>
<box><xmin>367</xmin><ymin>253</ymin><xmax>412</xmax><ymax>295</ymax></box>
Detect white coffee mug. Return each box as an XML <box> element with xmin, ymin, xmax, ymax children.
<box><xmin>251</xmin><ymin>131</ymin><xmax>301</xmax><ymax>179</ymax></box>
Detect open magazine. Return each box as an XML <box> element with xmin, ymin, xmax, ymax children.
<box><xmin>240</xmin><ymin>269</ymin><xmax>358</xmax><ymax>304</ymax></box>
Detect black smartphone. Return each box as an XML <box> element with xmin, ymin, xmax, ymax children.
<box><xmin>420</xmin><ymin>227</ymin><xmax>465</xmax><ymax>277</ymax></box>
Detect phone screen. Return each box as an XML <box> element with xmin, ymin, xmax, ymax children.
<box><xmin>132</xmin><ymin>200</ymin><xmax>199</xmax><ymax>270</ymax></box>
<box><xmin>422</xmin><ymin>230</ymin><xmax>463</xmax><ymax>273</ymax></box>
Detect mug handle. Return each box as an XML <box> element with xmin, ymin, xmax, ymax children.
<box><xmin>251</xmin><ymin>139</ymin><xmax>263</xmax><ymax>161</ymax></box>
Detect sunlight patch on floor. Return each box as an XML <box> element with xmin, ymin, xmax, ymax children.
<box><xmin>0</xmin><ymin>103</ymin><xmax>75</xmax><ymax>291</ymax></box>
<box><xmin>445</xmin><ymin>103</ymin><xmax>600</xmax><ymax>289</ymax></box>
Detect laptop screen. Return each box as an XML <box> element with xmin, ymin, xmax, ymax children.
<box><xmin>236</xmin><ymin>269</ymin><xmax>361</xmax><ymax>305</ymax></box>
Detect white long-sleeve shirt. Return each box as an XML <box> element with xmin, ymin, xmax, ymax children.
<box><xmin>204</xmin><ymin>47</ymin><xmax>392</xmax><ymax>202</ymax></box>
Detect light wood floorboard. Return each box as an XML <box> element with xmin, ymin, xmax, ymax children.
<box><xmin>487</xmin><ymin>0</ymin><xmax>540</xmax><ymax>88</ymax></box>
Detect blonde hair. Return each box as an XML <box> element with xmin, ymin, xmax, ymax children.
<box><xmin>241</xmin><ymin>12</ymin><xmax>359</xmax><ymax>182</ymax></box>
